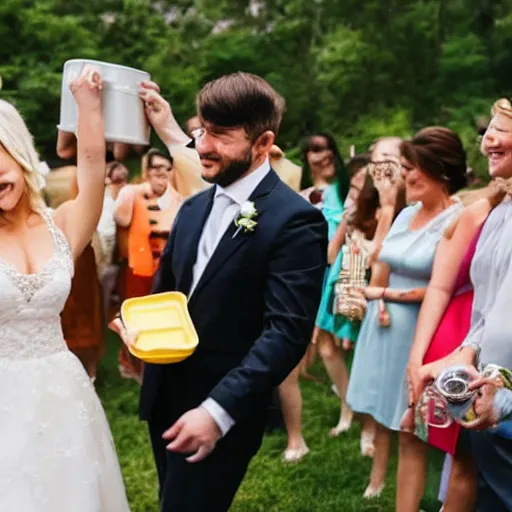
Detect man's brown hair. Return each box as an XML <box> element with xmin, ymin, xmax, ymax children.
<box><xmin>197</xmin><ymin>72</ymin><xmax>285</xmax><ymax>141</ymax></box>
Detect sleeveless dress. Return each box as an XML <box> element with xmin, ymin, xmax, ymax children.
<box><xmin>422</xmin><ymin>225</ymin><xmax>483</xmax><ymax>454</ymax></box>
<box><xmin>0</xmin><ymin>209</ymin><xmax>130</xmax><ymax>511</ymax></box>
<box><xmin>347</xmin><ymin>202</ymin><xmax>462</xmax><ymax>430</ymax></box>
<box><xmin>315</xmin><ymin>184</ymin><xmax>359</xmax><ymax>341</ymax></box>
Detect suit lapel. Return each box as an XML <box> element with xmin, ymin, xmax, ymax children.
<box><xmin>177</xmin><ymin>186</ymin><xmax>215</xmax><ymax>294</ymax></box>
<box><xmin>189</xmin><ymin>170</ymin><xmax>280</xmax><ymax>303</ymax></box>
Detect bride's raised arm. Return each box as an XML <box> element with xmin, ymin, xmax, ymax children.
<box><xmin>54</xmin><ymin>65</ymin><xmax>106</xmax><ymax>260</ymax></box>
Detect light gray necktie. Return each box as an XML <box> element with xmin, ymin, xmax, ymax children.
<box><xmin>201</xmin><ymin>193</ymin><xmax>234</xmax><ymax>260</ymax></box>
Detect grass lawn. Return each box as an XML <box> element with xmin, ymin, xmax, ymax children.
<box><xmin>97</xmin><ymin>333</ymin><xmax>444</xmax><ymax>511</ymax></box>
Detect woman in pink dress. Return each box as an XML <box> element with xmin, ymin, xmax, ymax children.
<box><xmin>422</xmin><ymin>223</ymin><xmax>480</xmax><ymax>452</ymax></box>
<box><xmin>398</xmin><ymin>196</ymin><xmax>491</xmax><ymax>512</ymax></box>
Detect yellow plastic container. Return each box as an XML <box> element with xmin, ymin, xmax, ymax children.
<box><xmin>121</xmin><ymin>292</ymin><xmax>198</xmax><ymax>364</ymax></box>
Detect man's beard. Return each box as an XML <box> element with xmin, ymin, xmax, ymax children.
<box><xmin>200</xmin><ymin>147</ymin><xmax>253</xmax><ymax>188</ymax></box>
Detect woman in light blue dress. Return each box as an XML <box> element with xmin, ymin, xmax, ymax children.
<box><xmin>346</xmin><ymin>127</ymin><xmax>468</xmax><ymax>499</ymax></box>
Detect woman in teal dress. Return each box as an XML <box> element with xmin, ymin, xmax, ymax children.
<box><xmin>346</xmin><ymin>127</ymin><xmax>468</xmax><ymax>499</ymax></box>
<box><xmin>278</xmin><ymin>133</ymin><xmax>351</xmax><ymax>462</ymax></box>
<box><xmin>305</xmin><ymin>139</ymin><xmax>364</xmax><ymax>439</ymax></box>
<box><xmin>315</xmin><ymin>183</ymin><xmax>361</xmax><ymax>342</ymax></box>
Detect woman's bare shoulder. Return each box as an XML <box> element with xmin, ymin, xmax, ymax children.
<box><xmin>450</xmin><ymin>198</ymin><xmax>491</xmax><ymax>241</ymax></box>
<box><xmin>460</xmin><ymin>197</ymin><xmax>491</xmax><ymax>223</ymax></box>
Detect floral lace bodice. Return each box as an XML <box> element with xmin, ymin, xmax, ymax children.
<box><xmin>0</xmin><ymin>209</ymin><xmax>74</xmax><ymax>360</ymax></box>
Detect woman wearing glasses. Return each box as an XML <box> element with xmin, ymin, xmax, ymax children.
<box><xmin>347</xmin><ymin>128</ymin><xmax>467</xmax><ymax>499</ymax></box>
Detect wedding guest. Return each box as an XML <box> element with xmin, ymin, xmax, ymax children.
<box><xmin>398</xmin><ymin>192</ymin><xmax>491</xmax><ymax>512</ymax></box>
<box><xmin>340</xmin><ymin>137</ymin><xmax>406</xmax><ymax>457</ymax></box>
<box><xmin>277</xmin><ymin>133</ymin><xmax>349</xmax><ymax>462</ymax></box>
<box><xmin>113</xmin><ymin>148</ymin><xmax>183</xmax><ymax>382</ymax></box>
<box><xmin>95</xmin><ymin>161</ymin><xmax>129</xmax><ymax>276</ymax></box>
<box><xmin>299</xmin><ymin>136</ymin><xmax>352</xmax><ymax>375</ymax></box>
<box><xmin>347</xmin><ymin>127</ymin><xmax>467</xmax><ymax>498</ymax></box>
<box><xmin>93</xmin><ymin>161</ymin><xmax>129</xmax><ymax>320</ymax></box>
<box><xmin>299</xmin><ymin>133</ymin><xmax>348</xmax><ymax>208</ymax></box>
<box><xmin>313</xmin><ymin>151</ymin><xmax>368</xmax><ymax>438</ymax></box>
<box><xmin>415</xmin><ymin>99</ymin><xmax>512</xmax><ymax>512</ymax></box>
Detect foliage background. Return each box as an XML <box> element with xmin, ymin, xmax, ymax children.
<box><xmin>2</xmin><ymin>0</ymin><xmax>512</xmax><ymax>178</ymax></box>
<box><xmin>3</xmin><ymin>2</ymin><xmax>506</xmax><ymax>508</ymax></box>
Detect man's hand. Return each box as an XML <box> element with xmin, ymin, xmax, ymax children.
<box><xmin>163</xmin><ymin>408</ymin><xmax>222</xmax><ymax>463</ymax></box>
<box><xmin>139</xmin><ymin>81</ymin><xmax>171</xmax><ymax>134</ymax></box>
<box><xmin>139</xmin><ymin>81</ymin><xmax>190</xmax><ymax>146</ymax></box>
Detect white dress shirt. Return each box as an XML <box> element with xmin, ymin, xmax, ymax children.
<box><xmin>190</xmin><ymin>159</ymin><xmax>271</xmax><ymax>295</ymax></box>
<box><xmin>195</xmin><ymin>158</ymin><xmax>271</xmax><ymax>436</ymax></box>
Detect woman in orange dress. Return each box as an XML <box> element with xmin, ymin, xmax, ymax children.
<box><xmin>113</xmin><ymin>147</ymin><xmax>207</xmax><ymax>382</ymax></box>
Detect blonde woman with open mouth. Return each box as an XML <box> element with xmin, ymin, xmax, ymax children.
<box><xmin>0</xmin><ymin>66</ymin><xmax>129</xmax><ymax>510</ymax></box>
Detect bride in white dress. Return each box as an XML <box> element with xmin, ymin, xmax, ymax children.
<box><xmin>0</xmin><ymin>66</ymin><xmax>130</xmax><ymax>510</ymax></box>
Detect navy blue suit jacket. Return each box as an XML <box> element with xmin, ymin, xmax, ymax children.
<box><xmin>139</xmin><ymin>169</ymin><xmax>327</xmax><ymax>425</ymax></box>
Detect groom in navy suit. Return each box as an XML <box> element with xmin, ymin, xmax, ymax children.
<box><xmin>118</xmin><ymin>72</ymin><xmax>327</xmax><ymax>511</ymax></box>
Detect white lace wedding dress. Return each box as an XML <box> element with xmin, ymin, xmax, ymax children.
<box><xmin>0</xmin><ymin>209</ymin><xmax>130</xmax><ymax>511</ymax></box>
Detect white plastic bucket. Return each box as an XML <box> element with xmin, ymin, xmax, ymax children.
<box><xmin>58</xmin><ymin>59</ymin><xmax>151</xmax><ymax>145</ymax></box>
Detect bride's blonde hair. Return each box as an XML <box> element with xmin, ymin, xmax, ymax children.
<box><xmin>0</xmin><ymin>100</ymin><xmax>45</xmax><ymax>214</ymax></box>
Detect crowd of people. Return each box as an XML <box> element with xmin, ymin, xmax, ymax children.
<box><xmin>280</xmin><ymin>111</ymin><xmax>512</xmax><ymax>512</ymax></box>
<box><xmin>1</xmin><ymin>63</ymin><xmax>512</xmax><ymax>512</ymax></box>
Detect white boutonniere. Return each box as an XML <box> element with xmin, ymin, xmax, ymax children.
<box><xmin>233</xmin><ymin>201</ymin><xmax>258</xmax><ymax>238</ymax></box>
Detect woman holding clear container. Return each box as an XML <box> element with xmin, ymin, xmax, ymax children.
<box><xmin>414</xmin><ymin>99</ymin><xmax>512</xmax><ymax>512</ymax></box>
